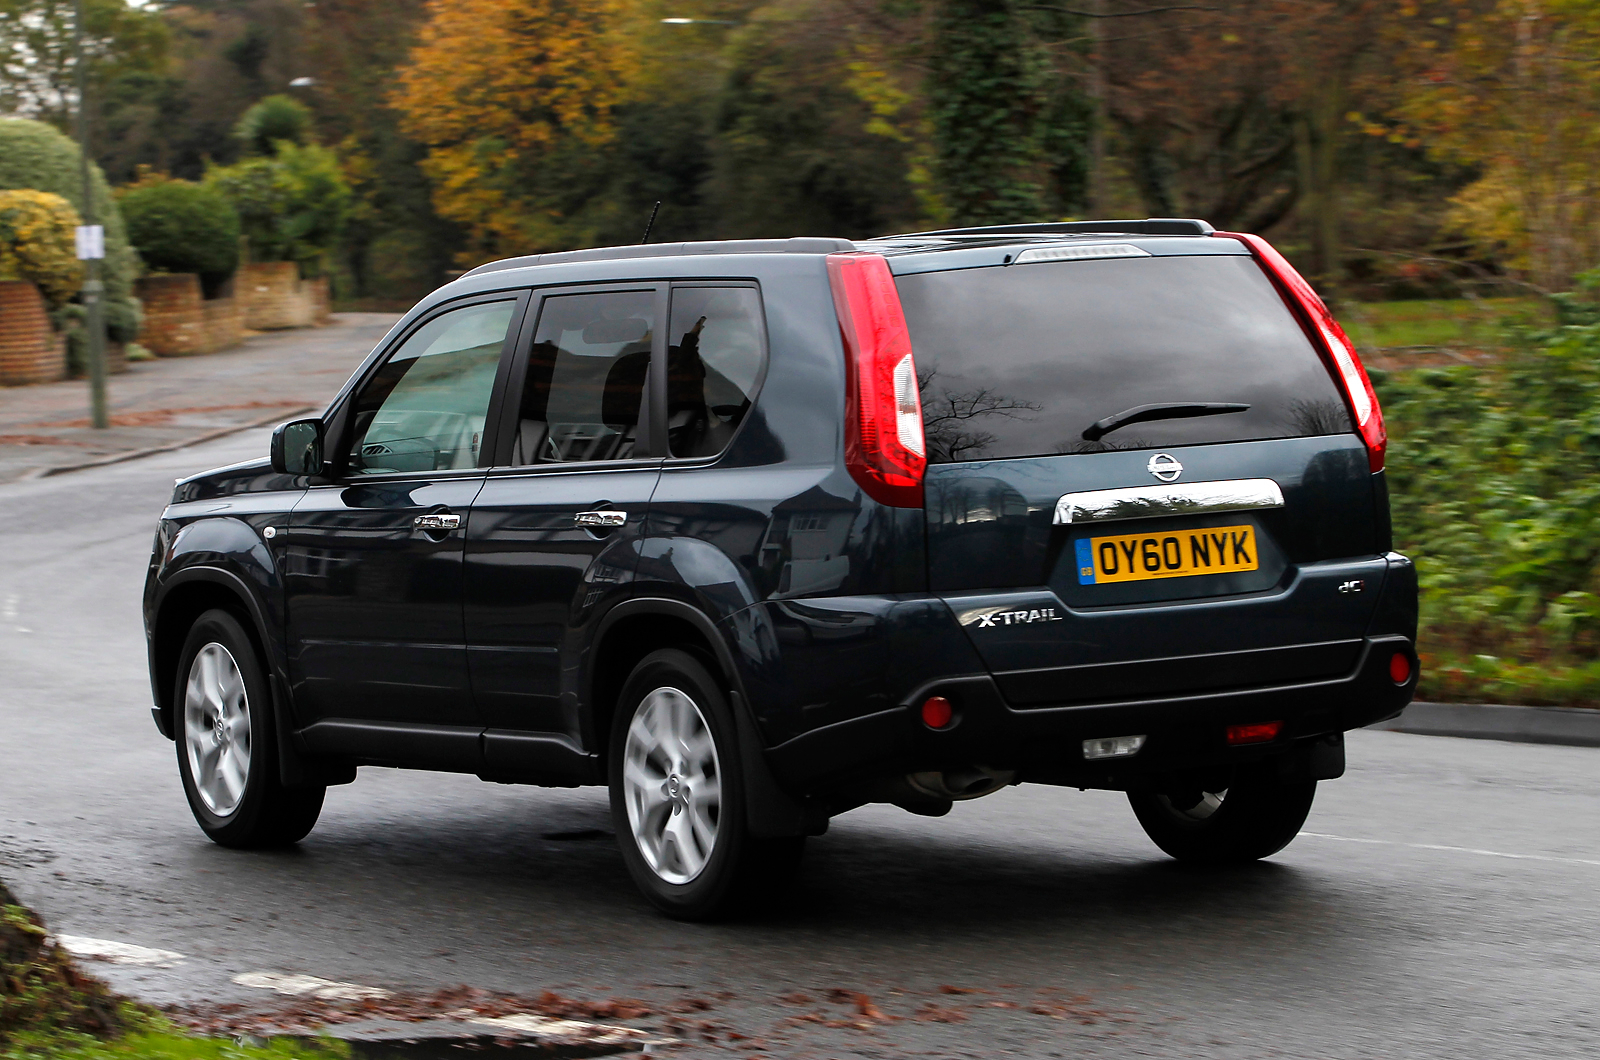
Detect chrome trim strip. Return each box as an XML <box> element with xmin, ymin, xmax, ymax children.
<box><xmin>1053</xmin><ymin>478</ymin><xmax>1284</xmax><ymax>525</ymax></box>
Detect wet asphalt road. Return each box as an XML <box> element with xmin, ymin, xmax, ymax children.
<box><xmin>1</xmin><ymin>429</ymin><xmax>1597</xmax><ymax>1059</ymax></box>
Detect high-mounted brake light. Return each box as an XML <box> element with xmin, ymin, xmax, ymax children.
<box><xmin>826</xmin><ymin>253</ymin><xmax>926</xmax><ymax>508</ymax></box>
<box><xmin>1215</xmin><ymin>232</ymin><xmax>1387</xmax><ymax>473</ymax></box>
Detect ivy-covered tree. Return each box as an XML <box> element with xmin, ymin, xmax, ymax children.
<box><xmin>926</xmin><ymin>0</ymin><xmax>1052</xmax><ymax>225</ymax></box>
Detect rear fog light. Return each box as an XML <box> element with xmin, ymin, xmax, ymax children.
<box><xmin>1390</xmin><ymin>652</ymin><xmax>1413</xmax><ymax>685</ymax></box>
<box><xmin>1226</xmin><ymin>721</ymin><xmax>1283</xmax><ymax>745</ymax></box>
<box><xmin>1083</xmin><ymin>735</ymin><xmax>1146</xmax><ymax>760</ymax></box>
<box><xmin>921</xmin><ymin>696</ymin><xmax>954</xmax><ymax>729</ymax></box>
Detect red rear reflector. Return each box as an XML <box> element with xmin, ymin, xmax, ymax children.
<box><xmin>1390</xmin><ymin>652</ymin><xmax>1412</xmax><ymax>685</ymax></box>
<box><xmin>826</xmin><ymin>252</ymin><xmax>927</xmax><ymax>508</ymax></box>
<box><xmin>921</xmin><ymin>696</ymin><xmax>954</xmax><ymax>730</ymax></box>
<box><xmin>1214</xmin><ymin>231</ymin><xmax>1386</xmax><ymax>473</ymax></box>
<box><xmin>1226</xmin><ymin>720</ymin><xmax>1283</xmax><ymax>745</ymax></box>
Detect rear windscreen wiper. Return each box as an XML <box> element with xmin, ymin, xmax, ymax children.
<box><xmin>1082</xmin><ymin>402</ymin><xmax>1251</xmax><ymax>442</ymax></box>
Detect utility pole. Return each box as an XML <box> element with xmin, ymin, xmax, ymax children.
<box><xmin>73</xmin><ymin>0</ymin><xmax>108</xmax><ymax>429</ymax></box>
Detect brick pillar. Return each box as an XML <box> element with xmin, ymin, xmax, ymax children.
<box><xmin>134</xmin><ymin>274</ymin><xmax>206</xmax><ymax>356</ymax></box>
<box><xmin>0</xmin><ymin>280</ymin><xmax>66</xmax><ymax>385</ymax></box>
<box><xmin>242</xmin><ymin>262</ymin><xmax>309</xmax><ymax>329</ymax></box>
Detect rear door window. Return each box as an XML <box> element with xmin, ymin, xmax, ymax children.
<box><xmin>895</xmin><ymin>255</ymin><xmax>1352</xmax><ymax>463</ymax></box>
<box><xmin>512</xmin><ymin>290</ymin><xmax>654</xmax><ymax>464</ymax></box>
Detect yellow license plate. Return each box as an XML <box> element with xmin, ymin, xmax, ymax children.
<box><xmin>1075</xmin><ymin>524</ymin><xmax>1258</xmax><ymax>585</ymax></box>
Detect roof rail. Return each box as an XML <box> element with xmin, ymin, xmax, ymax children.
<box><xmin>882</xmin><ymin>218</ymin><xmax>1215</xmax><ymax>239</ymax></box>
<box><xmin>461</xmin><ymin>236</ymin><xmax>859</xmax><ymax>278</ymax></box>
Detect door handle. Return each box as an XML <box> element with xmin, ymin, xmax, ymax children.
<box><xmin>575</xmin><ymin>510</ymin><xmax>627</xmax><ymax>528</ymax></box>
<box><xmin>413</xmin><ymin>513</ymin><xmax>461</xmax><ymax>531</ymax></box>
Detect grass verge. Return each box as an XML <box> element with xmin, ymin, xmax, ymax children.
<box><xmin>1</xmin><ymin>883</ymin><xmax>345</xmax><ymax>1060</ymax></box>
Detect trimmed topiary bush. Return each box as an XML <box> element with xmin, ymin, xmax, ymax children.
<box><xmin>119</xmin><ymin>177</ymin><xmax>240</xmax><ymax>292</ymax></box>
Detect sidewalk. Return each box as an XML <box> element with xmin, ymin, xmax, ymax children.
<box><xmin>0</xmin><ymin>313</ymin><xmax>401</xmax><ymax>484</ymax></box>
<box><xmin>1370</xmin><ymin>700</ymin><xmax>1600</xmax><ymax>748</ymax></box>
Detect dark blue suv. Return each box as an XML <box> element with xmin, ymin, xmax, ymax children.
<box><xmin>144</xmin><ymin>219</ymin><xmax>1417</xmax><ymax>918</ymax></box>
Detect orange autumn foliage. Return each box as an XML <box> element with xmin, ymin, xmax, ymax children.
<box><xmin>392</xmin><ymin>0</ymin><xmax>636</xmax><ymax>262</ymax></box>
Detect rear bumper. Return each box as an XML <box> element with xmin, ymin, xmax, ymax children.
<box><xmin>765</xmin><ymin>633</ymin><xmax>1415</xmax><ymax>792</ymax></box>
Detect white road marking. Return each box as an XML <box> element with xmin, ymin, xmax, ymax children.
<box><xmin>232</xmin><ymin>971</ymin><xmax>392</xmax><ymax>1001</ymax></box>
<box><xmin>1300</xmin><ymin>831</ymin><xmax>1600</xmax><ymax>868</ymax></box>
<box><xmin>55</xmin><ymin>935</ymin><xmax>185</xmax><ymax>967</ymax></box>
<box><xmin>467</xmin><ymin>1012</ymin><xmax>659</xmax><ymax>1044</ymax></box>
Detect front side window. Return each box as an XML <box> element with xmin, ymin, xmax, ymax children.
<box><xmin>347</xmin><ymin>300</ymin><xmax>515</xmax><ymax>475</ymax></box>
<box><xmin>511</xmin><ymin>291</ymin><xmax>654</xmax><ymax>464</ymax></box>
<box><xmin>666</xmin><ymin>286</ymin><xmax>765</xmax><ymax>458</ymax></box>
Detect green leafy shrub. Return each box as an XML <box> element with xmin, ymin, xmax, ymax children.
<box><xmin>233</xmin><ymin>94</ymin><xmax>313</xmax><ymax>157</ymax></box>
<box><xmin>118</xmin><ymin>178</ymin><xmax>239</xmax><ymax>290</ymax></box>
<box><xmin>0</xmin><ymin>119</ymin><xmax>139</xmax><ymax>325</ymax></box>
<box><xmin>206</xmin><ymin>142</ymin><xmax>351</xmax><ymax>278</ymax></box>
<box><xmin>1379</xmin><ymin>315</ymin><xmax>1600</xmax><ymax>704</ymax></box>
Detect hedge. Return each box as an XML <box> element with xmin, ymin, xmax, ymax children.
<box><xmin>118</xmin><ymin>177</ymin><xmax>239</xmax><ymax>289</ymax></box>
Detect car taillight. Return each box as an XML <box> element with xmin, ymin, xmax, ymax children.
<box><xmin>826</xmin><ymin>252</ymin><xmax>927</xmax><ymax>507</ymax></box>
<box><xmin>1215</xmin><ymin>231</ymin><xmax>1387</xmax><ymax>473</ymax></box>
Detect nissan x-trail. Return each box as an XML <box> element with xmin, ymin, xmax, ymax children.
<box><xmin>143</xmin><ymin>218</ymin><xmax>1417</xmax><ymax>918</ymax></box>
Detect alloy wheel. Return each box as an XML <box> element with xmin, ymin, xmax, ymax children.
<box><xmin>183</xmin><ymin>642</ymin><xmax>252</xmax><ymax>817</ymax></box>
<box><xmin>621</xmin><ymin>686</ymin><xmax>722</xmax><ymax>885</ymax></box>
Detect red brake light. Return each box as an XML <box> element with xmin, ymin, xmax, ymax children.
<box><xmin>1215</xmin><ymin>232</ymin><xmax>1386</xmax><ymax>473</ymax></box>
<box><xmin>1226</xmin><ymin>720</ymin><xmax>1283</xmax><ymax>745</ymax></box>
<box><xmin>826</xmin><ymin>253</ymin><xmax>926</xmax><ymax>507</ymax></box>
<box><xmin>1390</xmin><ymin>652</ymin><xmax>1412</xmax><ymax>685</ymax></box>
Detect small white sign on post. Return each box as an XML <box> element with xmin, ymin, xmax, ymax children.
<box><xmin>74</xmin><ymin>224</ymin><xmax>105</xmax><ymax>261</ymax></box>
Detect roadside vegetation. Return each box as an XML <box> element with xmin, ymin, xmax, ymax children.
<box><xmin>0</xmin><ymin>883</ymin><xmax>343</xmax><ymax>1060</ymax></box>
<box><xmin>1379</xmin><ymin>288</ymin><xmax>1600</xmax><ymax>707</ymax></box>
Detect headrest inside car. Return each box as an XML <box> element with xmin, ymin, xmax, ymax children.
<box><xmin>583</xmin><ymin>318</ymin><xmax>650</xmax><ymax>345</ymax></box>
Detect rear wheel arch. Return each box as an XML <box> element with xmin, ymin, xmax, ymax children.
<box><xmin>587</xmin><ymin>600</ymin><xmax>739</xmax><ymax>759</ymax></box>
<box><xmin>587</xmin><ymin>598</ymin><xmax>824</xmax><ymax>839</ymax></box>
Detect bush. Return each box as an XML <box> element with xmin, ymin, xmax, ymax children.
<box><xmin>233</xmin><ymin>94</ymin><xmax>312</xmax><ymax>157</ymax></box>
<box><xmin>206</xmin><ymin>141</ymin><xmax>351</xmax><ymax>277</ymax></box>
<box><xmin>1379</xmin><ymin>314</ymin><xmax>1600</xmax><ymax>704</ymax></box>
<box><xmin>118</xmin><ymin>177</ymin><xmax>239</xmax><ymax>289</ymax></box>
<box><xmin>0</xmin><ymin>190</ymin><xmax>83</xmax><ymax>306</ymax></box>
<box><xmin>0</xmin><ymin>119</ymin><xmax>140</xmax><ymax>336</ymax></box>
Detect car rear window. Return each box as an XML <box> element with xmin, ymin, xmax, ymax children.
<box><xmin>895</xmin><ymin>254</ymin><xmax>1353</xmax><ymax>464</ymax></box>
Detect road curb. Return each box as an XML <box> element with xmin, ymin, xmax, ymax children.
<box><xmin>1368</xmin><ymin>700</ymin><xmax>1600</xmax><ymax>748</ymax></box>
<box><xmin>22</xmin><ymin>407</ymin><xmax>315</xmax><ymax>480</ymax></box>
<box><xmin>284</xmin><ymin>1014</ymin><xmax>667</xmax><ymax>1059</ymax></box>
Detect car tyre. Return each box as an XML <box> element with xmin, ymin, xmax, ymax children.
<box><xmin>608</xmin><ymin>648</ymin><xmax>803</xmax><ymax>920</ymax></box>
<box><xmin>1128</xmin><ymin>764</ymin><xmax>1314</xmax><ymax>865</ymax></box>
<box><xmin>175</xmin><ymin>609</ymin><xmax>324</xmax><ymax>848</ymax></box>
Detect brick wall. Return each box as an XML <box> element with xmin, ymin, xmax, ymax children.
<box><xmin>0</xmin><ymin>280</ymin><xmax>66</xmax><ymax>386</ymax></box>
<box><xmin>135</xmin><ymin>274</ymin><xmax>205</xmax><ymax>356</ymax></box>
<box><xmin>201</xmin><ymin>296</ymin><xmax>244</xmax><ymax>352</ymax></box>
<box><xmin>242</xmin><ymin>262</ymin><xmax>315</xmax><ymax>329</ymax></box>
<box><xmin>135</xmin><ymin>274</ymin><xmax>246</xmax><ymax>357</ymax></box>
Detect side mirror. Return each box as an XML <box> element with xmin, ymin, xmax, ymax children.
<box><xmin>270</xmin><ymin>418</ymin><xmax>325</xmax><ymax>476</ymax></box>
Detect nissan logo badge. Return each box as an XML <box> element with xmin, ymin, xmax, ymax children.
<box><xmin>1147</xmin><ymin>453</ymin><xmax>1183</xmax><ymax>482</ymax></box>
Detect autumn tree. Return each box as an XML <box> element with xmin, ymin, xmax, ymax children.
<box><xmin>393</xmin><ymin>0</ymin><xmax>636</xmax><ymax>261</ymax></box>
<box><xmin>1393</xmin><ymin>0</ymin><xmax>1600</xmax><ymax>291</ymax></box>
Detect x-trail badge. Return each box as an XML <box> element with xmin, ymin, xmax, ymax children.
<box><xmin>1147</xmin><ymin>453</ymin><xmax>1183</xmax><ymax>482</ymax></box>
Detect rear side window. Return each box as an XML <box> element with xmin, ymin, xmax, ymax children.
<box><xmin>667</xmin><ymin>286</ymin><xmax>765</xmax><ymax>458</ymax></box>
<box><xmin>895</xmin><ymin>255</ymin><xmax>1352</xmax><ymax>464</ymax></box>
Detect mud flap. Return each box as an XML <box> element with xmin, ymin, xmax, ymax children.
<box><xmin>272</xmin><ymin>674</ymin><xmax>357</xmax><ymax>789</ymax></box>
<box><xmin>1276</xmin><ymin>731</ymin><xmax>1346</xmax><ymax>782</ymax></box>
<box><xmin>731</xmin><ymin>691</ymin><xmax>829</xmax><ymax>837</ymax></box>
